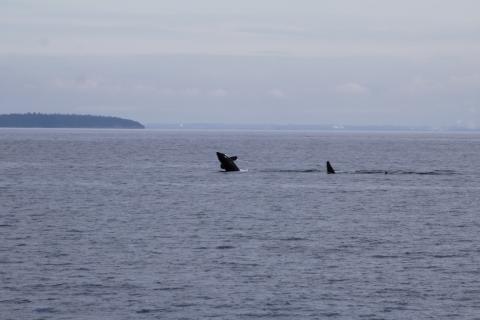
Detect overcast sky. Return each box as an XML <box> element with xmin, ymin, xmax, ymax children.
<box><xmin>1</xmin><ymin>0</ymin><xmax>479</xmax><ymax>127</ymax></box>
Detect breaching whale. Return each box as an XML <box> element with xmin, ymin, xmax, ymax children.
<box><xmin>326</xmin><ymin>161</ymin><xmax>335</xmax><ymax>174</ymax></box>
<box><xmin>216</xmin><ymin>152</ymin><xmax>240</xmax><ymax>172</ymax></box>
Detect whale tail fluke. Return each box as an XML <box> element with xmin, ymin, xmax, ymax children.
<box><xmin>326</xmin><ymin>161</ymin><xmax>335</xmax><ymax>174</ymax></box>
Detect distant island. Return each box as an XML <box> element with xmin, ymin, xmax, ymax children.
<box><xmin>0</xmin><ymin>113</ymin><xmax>145</xmax><ymax>129</ymax></box>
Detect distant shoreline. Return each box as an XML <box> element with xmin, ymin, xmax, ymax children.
<box><xmin>0</xmin><ymin>113</ymin><xmax>145</xmax><ymax>129</ymax></box>
<box><xmin>145</xmin><ymin>123</ymin><xmax>480</xmax><ymax>132</ymax></box>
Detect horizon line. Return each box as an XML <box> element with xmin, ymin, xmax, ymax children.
<box><xmin>144</xmin><ymin>122</ymin><xmax>480</xmax><ymax>132</ymax></box>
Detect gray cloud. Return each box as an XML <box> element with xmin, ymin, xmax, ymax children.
<box><xmin>333</xmin><ymin>83</ymin><xmax>370</xmax><ymax>96</ymax></box>
<box><xmin>268</xmin><ymin>89</ymin><xmax>286</xmax><ymax>99</ymax></box>
<box><xmin>1</xmin><ymin>1</ymin><xmax>479</xmax><ymax>127</ymax></box>
<box><xmin>2</xmin><ymin>0</ymin><xmax>480</xmax><ymax>58</ymax></box>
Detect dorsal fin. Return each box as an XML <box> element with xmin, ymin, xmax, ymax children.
<box><xmin>230</xmin><ymin>156</ymin><xmax>237</xmax><ymax>161</ymax></box>
<box><xmin>326</xmin><ymin>161</ymin><xmax>335</xmax><ymax>174</ymax></box>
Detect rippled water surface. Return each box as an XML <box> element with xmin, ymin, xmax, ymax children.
<box><xmin>1</xmin><ymin>129</ymin><xmax>480</xmax><ymax>319</ymax></box>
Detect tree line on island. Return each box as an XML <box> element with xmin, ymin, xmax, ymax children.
<box><xmin>0</xmin><ymin>113</ymin><xmax>145</xmax><ymax>129</ymax></box>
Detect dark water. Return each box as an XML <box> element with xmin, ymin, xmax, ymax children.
<box><xmin>1</xmin><ymin>129</ymin><xmax>480</xmax><ymax>320</ymax></box>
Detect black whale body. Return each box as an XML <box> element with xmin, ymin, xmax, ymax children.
<box><xmin>216</xmin><ymin>152</ymin><xmax>240</xmax><ymax>172</ymax></box>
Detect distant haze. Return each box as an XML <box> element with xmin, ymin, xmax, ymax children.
<box><xmin>1</xmin><ymin>1</ymin><xmax>479</xmax><ymax>128</ymax></box>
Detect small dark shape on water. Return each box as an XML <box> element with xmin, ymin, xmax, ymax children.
<box><xmin>216</xmin><ymin>245</ymin><xmax>235</xmax><ymax>249</ymax></box>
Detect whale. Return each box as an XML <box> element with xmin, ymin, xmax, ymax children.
<box><xmin>216</xmin><ymin>152</ymin><xmax>240</xmax><ymax>171</ymax></box>
<box><xmin>326</xmin><ymin>161</ymin><xmax>335</xmax><ymax>174</ymax></box>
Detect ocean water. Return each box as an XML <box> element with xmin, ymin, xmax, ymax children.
<box><xmin>1</xmin><ymin>129</ymin><xmax>480</xmax><ymax>320</ymax></box>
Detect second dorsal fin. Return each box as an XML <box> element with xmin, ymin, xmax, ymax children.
<box><xmin>326</xmin><ymin>161</ymin><xmax>335</xmax><ymax>174</ymax></box>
